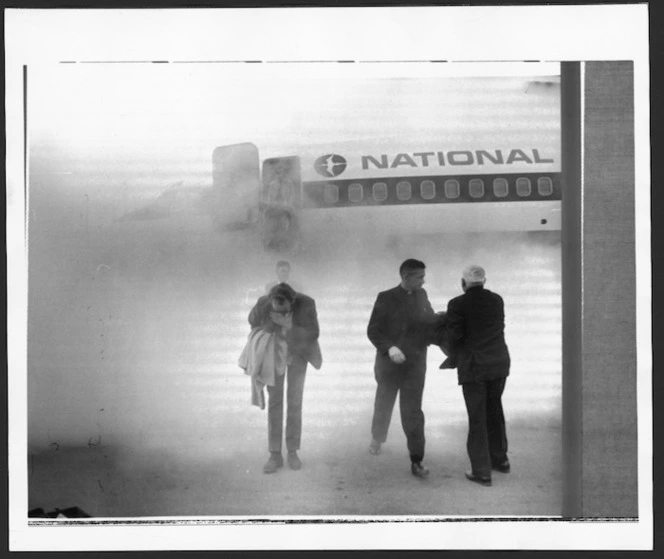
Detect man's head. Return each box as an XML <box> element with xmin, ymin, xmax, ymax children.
<box><xmin>461</xmin><ymin>265</ymin><xmax>486</xmax><ymax>292</ymax></box>
<box><xmin>399</xmin><ymin>259</ymin><xmax>426</xmax><ymax>292</ymax></box>
<box><xmin>276</xmin><ymin>260</ymin><xmax>291</xmax><ymax>283</ymax></box>
<box><xmin>270</xmin><ymin>282</ymin><xmax>296</xmax><ymax>312</ymax></box>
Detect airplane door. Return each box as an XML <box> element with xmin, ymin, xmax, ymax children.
<box><xmin>211</xmin><ymin>142</ymin><xmax>260</xmax><ymax>230</ymax></box>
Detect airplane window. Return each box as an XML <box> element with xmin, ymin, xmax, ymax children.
<box><xmin>397</xmin><ymin>181</ymin><xmax>412</xmax><ymax>201</ymax></box>
<box><xmin>469</xmin><ymin>179</ymin><xmax>484</xmax><ymax>198</ymax></box>
<box><xmin>516</xmin><ymin>178</ymin><xmax>532</xmax><ymax>197</ymax></box>
<box><xmin>444</xmin><ymin>179</ymin><xmax>460</xmax><ymax>199</ymax></box>
<box><xmin>538</xmin><ymin>177</ymin><xmax>553</xmax><ymax>196</ymax></box>
<box><xmin>373</xmin><ymin>182</ymin><xmax>388</xmax><ymax>202</ymax></box>
<box><xmin>493</xmin><ymin>178</ymin><xmax>509</xmax><ymax>198</ymax></box>
<box><xmin>420</xmin><ymin>180</ymin><xmax>435</xmax><ymax>200</ymax></box>
<box><xmin>349</xmin><ymin>183</ymin><xmax>364</xmax><ymax>203</ymax></box>
<box><xmin>323</xmin><ymin>184</ymin><xmax>339</xmax><ymax>204</ymax></box>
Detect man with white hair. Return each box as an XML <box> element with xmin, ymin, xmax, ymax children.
<box><xmin>445</xmin><ymin>265</ymin><xmax>511</xmax><ymax>487</ymax></box>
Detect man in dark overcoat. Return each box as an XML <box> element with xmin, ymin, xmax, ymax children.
<box><xmin>249</xmin><ymin>283</ymin><xmax>322</xmax><ymax>473</ymax></box>
<box><xmin>367</xmin><ymin>259</ymin><xmax>437</xmax><ymax>478</ymax></box>
<box><xmin>445</xmin><ymin>265</ymin><xmax>511</xmax><ymax>486</ymax></box>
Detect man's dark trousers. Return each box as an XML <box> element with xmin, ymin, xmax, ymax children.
<box><xmin>267</xmin><ymin>354</ymin><xmax>307</xmax><ymax>453</ymax></box>
<box><xmin>461</xmin><ymin>377</ymin><xmax>508</xmax><ymax>477</ymax></box>
<box><xmin>371</xmin><ymin>356</ymin><xmax>426</xmax><ymax>463</ymax></box>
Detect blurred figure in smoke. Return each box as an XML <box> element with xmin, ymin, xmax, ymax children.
<box><xmin>247</xmin><ymin>283</ymin><xmax>322</xmax><ymax>474</ymax></box>
<box><xmin>260</xmin><ymin>160</ymin><xmax>300</xmax><ymax>252</ymax></box>
<box><xmin>265</xmin><ymin>260</ymin><xmax>302</xmax><ymax>294</ymax></box>
<box><xmin>445</xmin><ymin>265</ymin><xmax>511</xmax><ymax>487</ymax></box>
<box><xmin>367</xmin><ymin>259</ymin><xmax>437</xmax><ymax>478</ymax></box>
<box><xmin>265</xmin><ymin>160</ymin><xmax>295</xmax><ymax>209</ymax></box>
<box><xmin>261</xmin><ymin>207</ymin><xmax>298</xmax><ymax>252</ymax></box>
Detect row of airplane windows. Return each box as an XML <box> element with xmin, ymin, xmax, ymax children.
<box><xmin>322</xmin><ymin>176</ymin><xmax>555</xmax><ymax>204</ymax></box>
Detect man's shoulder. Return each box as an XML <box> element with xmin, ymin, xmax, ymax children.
<box><xmin>294</xmin><ymin>293</ymin><xmax>316</xmax><ymax>306</ymax></box>
<box><xmin>482</xmin><ymin>288</ymin><xmax>504</xmax><ymax>302</ymax></box>
<box><xmin>377</xmin><ymin>285</ymin><xmax>401</xmax><ymax>299</ymax></box>
<box><xmin>254</xmin><ymin>294</ymin><xmax>270</xmax><ymax>307</ymax></box>
<box><xmin>448</xmin><ymin>293</ymin><xmax>465</xmax><ymax>306</ymax></box>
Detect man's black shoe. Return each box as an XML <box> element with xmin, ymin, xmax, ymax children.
<box><xmin>492</xmin><ymin>460</ymin><xmax>510</xmax><ymax>474</ymax></box>
<box><xmin>369</xmin><ymin>439</ymin><xmax>382</xmax><ymax>455</ymax></box>
<box><xmin>263</xmin><ymin>453</ymin><xmax>284</xmax><ymax>474</ymax></box>
<box><xmin>465</xmin><ymin>471</ymin><xmax>492</xmax><ymax>486</ymax></box>
<box><xmin>287</xmin><ymin>451</ymin><xmax>302</xmax><ymax>470</ymax></box>
<box><xmin>411</xmin><ymin>462</ymin><xmax>430</xmax><ymax>478</ymax></box>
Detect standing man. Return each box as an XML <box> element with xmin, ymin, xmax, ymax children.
<box><xmin>265</xmin><ymin>260</ymin><xmax>302</xmax><ymax>294</ymax></box>
<box><xmin>249</xmin><ymin>283</ymin><xmax>322</xmax><ymax>474</ymax></box>
<box><xmin>445</xmin><ymin>265</ymin><xmax>511</xmax><ymax>487</ymax></box>
<box><xmin>367</xmin><ymin>259</ymin><xmax>436</xmax><ymax>478</ymax></box>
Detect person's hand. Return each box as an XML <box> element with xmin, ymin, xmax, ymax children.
<box><xmin>270</xmin><ymin>311</ymin><xmax>292</xmax><ymax>329</ymax></box>
<box><xmin>388</xmin><ymin>346</ymin><xmax>406</xmax><ymax>364</ymax></box>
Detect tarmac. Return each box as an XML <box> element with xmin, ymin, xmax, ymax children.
<box><xmin>28</xmin><ymin>413</ymin><xmax>561</xmax><ymax>519</ymax></box>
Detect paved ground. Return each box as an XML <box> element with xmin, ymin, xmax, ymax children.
<box><xmin>28</xmin><ymin>413</ymin><xmax>561</xmax><ymax>519</ymax></box>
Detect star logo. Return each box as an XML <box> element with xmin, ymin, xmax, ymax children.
<box><xmin>314</xmin><ymin>154</ymin><xmax>347</xmax><ymax>178</ymax></box>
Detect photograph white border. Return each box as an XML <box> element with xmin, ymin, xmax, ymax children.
<box><xmin>6</xmin><ymin>4</ymin><xmax>651</xmax><ymax>551</ymax></box>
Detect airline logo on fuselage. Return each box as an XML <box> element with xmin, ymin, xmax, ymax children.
<box><xmin>314</xmin><ymin>154</ymin><xmax>348</xmax><ymax>177</ymax></box>
<box><xmin>312</xmin><ymin>149</ymin><xmax>555</xmax><ymax>177</ymax></box>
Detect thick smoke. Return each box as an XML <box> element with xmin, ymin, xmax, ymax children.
<box><xmin>26</xmin><ymin>160</ymin><xmax>562</xmax><ymax>517</ymax></box>
<box><xmin>26</xmin><ymin>65</ymin><xmax>562</xmax><ymax>516</ymax></box>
